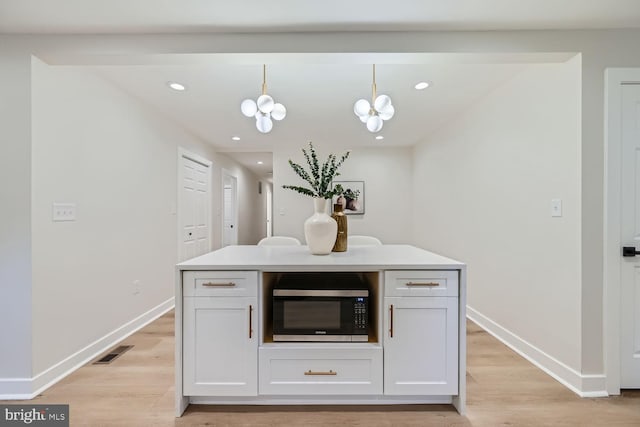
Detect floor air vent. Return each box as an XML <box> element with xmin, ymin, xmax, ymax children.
<box><xmin>93</xmin><ymin>345</ymin><xmax>133</xmax><ymax>365</ymax></box>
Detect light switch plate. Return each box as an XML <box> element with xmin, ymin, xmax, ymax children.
<box><xmin>52</xmin><ymin>203</ymin><xmax>76</xmax><ymax>221</ymax></box>
<box><xmin>551</xmin><ymin>199</ymin><xmax>562</xmax><ymax>217</ymax></box>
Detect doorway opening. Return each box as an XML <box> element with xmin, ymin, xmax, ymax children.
<box><xmin>266</xmin><ymin>183</ymin><xmax>273</xmax><ymax>238</ymax></box>
<box><xmin>222</xmin><ymin>170</ymin><xmax>238</xmax><ymax>246</ymax></box>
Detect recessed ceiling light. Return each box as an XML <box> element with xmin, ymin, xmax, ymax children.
<box><xmin>414</xmin><ymin>81</ymin><xmax>430</xmax><ymax>90</ymax></box>
<box><xmin>257</xmin><ymin>161</ymin><xmax>264</xmax><ymax>165</ymax></box>
<box><xmin>231</xmin><ymin>136</ymin><xmax>241</xmax><ymax>141</ymax></box>
<box><xmin>167</xmin><ymin>81</ymin><xmax>186</xmax><ymax>91</ymax></box>
<box><xmin>375</xmin><ymin>135</ymin><xmax>384</xmax><ymax>140</ymax></box>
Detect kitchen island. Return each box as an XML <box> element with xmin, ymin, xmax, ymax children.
<box><xmin>175</xmin><ymin>244</ymin><xmax>466</xmax><ymax>416</ymax></box>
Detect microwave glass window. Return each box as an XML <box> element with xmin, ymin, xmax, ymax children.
<box><xmin>283</xmin><ymin>301</ymin><xmax>341</xmax><ymax>329</ymax></box>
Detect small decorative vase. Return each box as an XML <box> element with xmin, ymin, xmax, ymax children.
<box><xmin>331</xmin><ymin>203</ymin><xmax>348</xmax><ymax>252</ymax></box>
<box><xmin>304</xmin><ymin>198</ymin><xmax>338</xmax><ymax>255</ymax></box>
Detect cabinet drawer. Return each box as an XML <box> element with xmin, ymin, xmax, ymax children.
<box><xmin>259</xmin><ymin>347</ymin><xmax>382</xmax><ymax>395</ymax></box>
<box><xmin>385</xmin><ymin>270</ymin><xmax>458</xmax><ymax>297</ymax></box>
<box><xmin>183</xmin><ymin>271</ymin><xmax>258</xmax><ymax>297</ymax></box>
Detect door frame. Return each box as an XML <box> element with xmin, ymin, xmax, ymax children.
<box><xmin>177</xmin><ymin>147</ymin><xmax>213</xmax><ymax>261</ymax></box>
<box><xmin>266</xmin><ymin>183</ymin><xmax>273</xmax><ymax>238</ymax></box>
<box><xmin>221</xmin><ymin>169</ymin><xmax>238</xmax><ymax>246</ymax></box>
<box><xmin>604</xmin><ymin>68</ymin><xmax>640</xmax><ymax>395</ymax></box>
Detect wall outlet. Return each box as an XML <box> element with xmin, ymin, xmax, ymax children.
<box><xmin>551</xmin><ymin>199</ymin><xmax>562</xmax><ymax>217</ymax></box>
<box><xmin>132</xmin><ymin>280</ymin><xmax>141</xmax><ymax>295</ymax></box>
<box><xmin>52</xmin><ymin>203</ymin><xmax>76</xmax><ymax>221</ymax></box>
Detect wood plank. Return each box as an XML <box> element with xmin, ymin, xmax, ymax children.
<box><xmin>5</xmin><ymin>312</ymin><xmax>639</xmax><ymax>426</ymax></box>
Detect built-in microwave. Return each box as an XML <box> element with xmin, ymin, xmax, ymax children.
<box><xmin>272</xmin><ymin>273</ymin><xmax>369</xmax><ymax>342</ymax></box>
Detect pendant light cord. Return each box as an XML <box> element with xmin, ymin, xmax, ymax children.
<box><xmin>262</xmin><ymin>64</ymin><xmax>267</xmax><ymax>95</ymax></box>
<box><xmin>371</xmin><ymin>64</ymin><xmax>377</xmax><ymax>102</ymax></box>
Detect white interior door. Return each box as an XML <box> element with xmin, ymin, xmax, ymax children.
<box><xmin>179</xmin><ymin>151</ymin><xmax>211</xmax><ymax>261</ymax></box>
<box><xmin>621</xmin><ymin>83</ymin><xmax>640</xmax><ymax>388</ymax></box>
<box><xmin>266</xmin><ymin>184</ymin><xmax>273</xmax><ymax>238</ymax></box>
<box><xmin>222</xmin><ymin>171</ymin><xmax>238</xmax><ymax>246</ymax></box>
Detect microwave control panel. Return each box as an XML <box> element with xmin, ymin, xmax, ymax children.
<box><xmin>354</xmin><ymin>298</ymin><xmax>367</xmax><ymax>330</ymax></box>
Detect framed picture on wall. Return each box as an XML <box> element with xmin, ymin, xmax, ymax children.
<box><xmin>332</xmin><ymin>180</ymin><xmax>365</xmax><ymax>215</ymax></box>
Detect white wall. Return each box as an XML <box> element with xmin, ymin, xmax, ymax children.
<box><xmin>0</xmin><ymin>41</ymin><xmax>32</xmax><ymax>395</ymax></box>
<box><xmin>30</xmin><ymin>60</ymin><xmax>261</xmax><ymax>385</ymax></box>
<box><xmin>32</xmin><ymin>60</ymin><xmax>187</xmax><ymax>377</ymax></box>
<box><xmin>4</xmin><ymin>28</ymin><xmax>640</xmax><ymax>396</ymax></box>
<box><xmin>274</xmin><ymin>146</ymin><xmax>413</xmax><ymax>244</ymax></box>
<box><xmin>413</xmin><ymin>58</ymin><xmax>582</xmax><ymax>381</ymax></box>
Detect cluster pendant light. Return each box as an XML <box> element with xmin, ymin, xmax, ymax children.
<box><xmin>240</xmin><ymin>65</ymin><xmax>286</xmax><ymax>133</ymax></box>
<box><xmin>353</xmin><ymin>64</ymin><xmax>395</xmax><ymax>133</ymax></box>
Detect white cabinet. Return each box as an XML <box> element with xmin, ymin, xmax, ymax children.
<box><xmin>182</xmin><ymin>271</ymin><xmax>258</xmax><ymax>396</ymax></box>
<box><xmin>259</xmin><ymin>346</ymin><xmax>383</xmax><ymax>395</ymax></box>
<box><xmin>383</xmin><ymin>271</ymin><xmax>459</xmax><ymax>396</ymax></box>
<box><xmin>177</xmin><ymin>247</ymin><xmax>466</xmax><ymax>416</ymax></box>
<box><xmin>385</xmin><ymin>270</ymin><xmax>458</xmax><ymax>297</ymax></box>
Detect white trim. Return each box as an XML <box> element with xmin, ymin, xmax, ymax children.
<box><xmin>0</xmin><ymin>379</ymin><xmax>32</xmax><ymax>400</ymax></box>
<box><xmin>175</xmin><ymin>269</ymin><xmax>189</xmax><ymax>417</ymax></box>
<box><xmin>604</xmin><ymin>68</ymin><xmax>640</xmax><ymax>396</ymax></box>
<box><xmin>467</xmin><ymin>306</ymin><xmax>607</xmax><ymax>398</ymax></box>
<box><xmin>177</xmin><ymin>147</ymin><xmax>213</xmax><ymax>261</ymax></box>
<box><xmin>0</xmin><ymin>298</ymin><xmax>174</xmax><ymax>400</ymax></box>
<box><xmin>188</xmin><ymin>396</ymin><xmax>453</xmax><ymax>405</ymax></box>
<box><xmin>454</xmin><ymin>266</ymin><xmax>467</xmax><ymax>415</ymax></box>
<box><xmin>178</xmin><ymin>148</ymin><xmax>213</xmax><ymax>169</ymax></box>
<box><xmin>221</xmin><ymin>169</ymin><xmax>239</xmax><ymax>247</ymax></box>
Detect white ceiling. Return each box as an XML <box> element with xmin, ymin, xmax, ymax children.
<box><xmin>10</xmin><ymin>1</ymin><xmax>636</xmax><ymax>177</ymax></box>
<box><xmin>88</xmin><ymin>59</ymin><xmax>535</xmax><ymax>177</ymax></box>
<box><xmin>92</xmin><ymin>61</ymin><xmax>531</xmax><ymax>150</ymax></box>
<box><xmin>86</xmin><ymin>59</ymin><xmax>530</xmax><ymax>178</ymax></box>
<box><xmin>1</xmin><ymin>0</ymin><xmax>640</xmax><ymax>33</ymax></box>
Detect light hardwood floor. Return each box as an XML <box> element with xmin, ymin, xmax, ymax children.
<box><xmin>7</xmin><ymin>311</ymin><xmax>640</xmax><ymax>426</ymax></box>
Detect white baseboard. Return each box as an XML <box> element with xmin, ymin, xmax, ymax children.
<box><xmin>467</xmin><ymin>306</ymin><xmax>607</xmax><ymax>398</ymax></box>
<box><xmin>0</xmin><ymin>378</ymin><xmax>32</xmax><ymax>400</ymax></box>
<box><xmin>0</xmin><ymin>297</ymin><xmax>174</xmax><ymax>400</ymax></box>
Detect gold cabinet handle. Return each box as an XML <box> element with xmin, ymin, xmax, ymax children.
<box><xmin>202</xmin><ymin>282</ymin><xmax>236</xmax><ymax>287</ymax></box>
<box><xmin>389</xmin><ymin>304</ymin><xmax>394</xmax><ymax>338</ymax></box>
<box><xmin>406</xmin><ymin>282</ymin><xmax>440</xmax><ymax>287</ymax></box>
<box><xmin>249</xmin><ymin>305</ymin><xmax>253</xmax><ymax>339</ymax></box>
<box><xmin>304</xmin><ymin>370</ymin><xmax>337</xmax><ymax>376</ymax></box>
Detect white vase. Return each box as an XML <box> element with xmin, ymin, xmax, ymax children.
<box><xmin>304</xmin><ymin>198</ymin><xmax>338</xmax><ymax>255</ymax></box>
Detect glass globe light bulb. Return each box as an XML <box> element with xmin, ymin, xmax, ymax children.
<box><xmin>379</xmin><ymin>104</ymin><xmax>395</xmax><ymax>121</ymax></box>
<box><xmin>354</xmin><ymin>99</ymin><xmax>371</xmax><ymax>117</ymax></box>
<box><xmin>240</xmin><ymin>99</ymin><xmax>257</xmax><ymax>117</ymax></box>
<box><xmin>359</xmin><ymin>114</ymin><xmax>369</xmax><ymax>123</ymax></box>
<box><xmin>374</xmin><ymin>94</ymin><xmax>392</xmax><ymax>113</ymax></box>
<box><xmin>257</xmin><ymin>94</ymin><xmax>275</xmax><ymax>113</ymax></box>
<box><xmin>366</xmin><ymin>115</ymin><xmax>383</xmax><ymax>133</ymax></box>
<box><xmin>256</xmin><ymin>115</ymin><xmax>273</xmax><ymax>133</ymax></box>
<box><xmin>271</xmin><ymin>103</ymin><xmax>286</xmax><ymax>121</ymax></box>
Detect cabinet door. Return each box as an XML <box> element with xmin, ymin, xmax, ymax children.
<box><xmin>183</xmin><ymin>296</ymin><xmax>257</xmax><ymax>396</ymax></box>
<box><xmin>384</xmin><ymin>297</ymin><xmax>458</xmax><ymax>395</ymax></box>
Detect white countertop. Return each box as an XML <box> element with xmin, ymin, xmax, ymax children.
<box><xmin>177</xmin><ymin>244</ymin><xmax>465</xmax><ymax>271</ymax></box>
